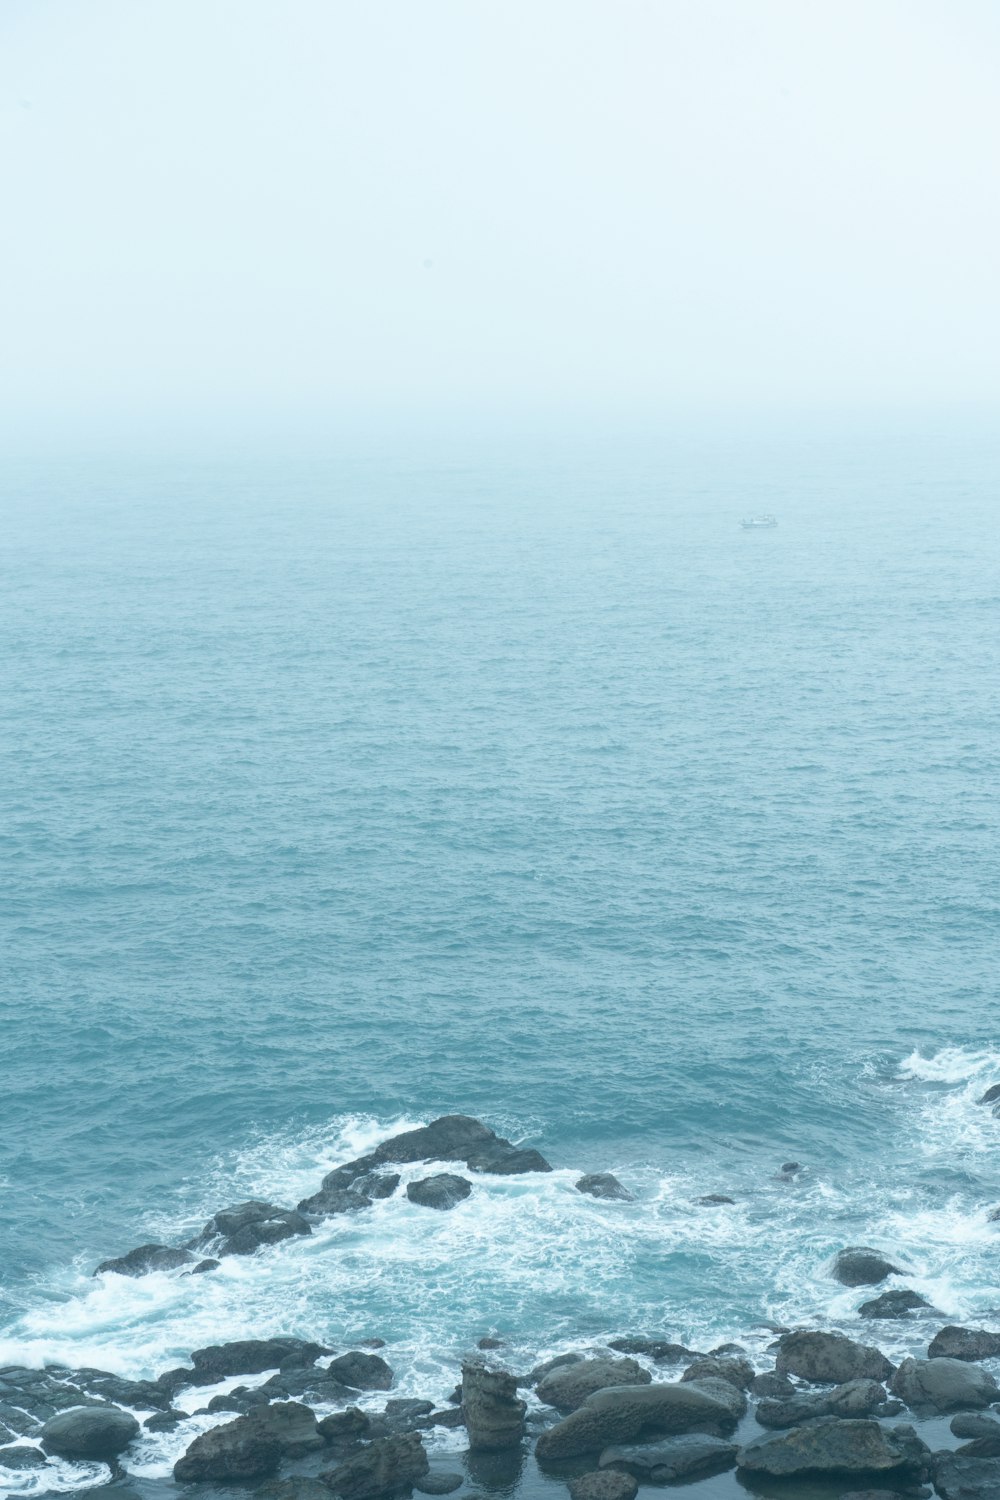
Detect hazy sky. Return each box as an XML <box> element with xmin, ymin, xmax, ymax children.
<box><xmin>2</xmin><ymin>1</ymin><xmax>999</xmax><ymax>443</ymax></box>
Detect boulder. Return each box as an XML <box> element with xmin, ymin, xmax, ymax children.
<box><xmin>173</xmin><ymin>1402</ymin><xmax>322</xmax><ymax>1481</ymax></box>
<box><xmin>93</xmin><ymin>1244</ymin><xmax>194</xmax><ymax>1277</ymax></box>
<box><xmin>0</xmin><ymin>1445</ymin><xmax>48</xmax><ymax>1469</ymax></box>
<box><xmin>297</xmin><ymin>1186</ymin><xmax>375</xmax><ymax>1218</ymax></box>
<box><xmin>890</xmin><ymin>1357</ymin><xmax>998</xmax><ymax>1412</ymax></box>
<box><xmin>755</xmin><ymin>1380</ymin><xmax>887</xmax><ymax>1431</ymax></box>
<box><xmin>952</xmin><ymin>1413</ymin><xmax>1000</xmax><ymax>1440</ymax></box>
<box><xmin>977</xmin><ymin>1085</ymin><xmax>1000</xmax><ymax>1105</ymax></box>
<box><xmin>534</xmin><ymin>1381</ymin><xmax>741</xmax><ymax>1460</ymax></box>
<box><xmin>751</xmin><ymin>1371</ymin><xmax>795</xmax><ymax>1399</ymax></box>
<box><xmin>193</xmin><ymin>1200</ymin><xmax>311</xmax><ymax>1256</ymax></box>
<box><xmin>737</xmin><ymin>1418</ymin><xmax>929</xmax><ymax>1480</ymax></box>
<box><xmin>406</xmin><ymin>1175</ymin><xmax>472</xmax><ymax>1211</ymax></box>
<box><xmin>413</xmin><ymin>1473</ymin><xmax>463</xmax><ymax>1495</ymax></box>
<box><xmin>318</xmin><ymin>1408</ymin><xmax>371</xmax><ymax>1443</ymax></box>
<box><xmin>327</xmin><ymin>1353</ymin><xmax>394</xmax><ymax>1391</ymax></box>
<box><xmin>606</xmin><ymin>1338</ymin><xmax>698</xmax><ymax>1363</ymax></box>
<box><xmin>189</xmin><ymin>1258</ymin><xmax>221</xmax><ymax>1274</ymax></box>
<box><xmin>187</xmin><ymin>1337</ymin><xmax>328</xmax><ymax>1381</ymax></box>
<box><xmin>774</xmin><ymin>1330</ymin><xmax>893</xmax><ymax>1383</ymax></box>
<box><xmin>461</xmin><ymin>1362</ymin><xmax>525</xmax><ymax>1450</ymax></box>
<box><xmin>529</xmin><ymin>1353</ymin><xmax>585</xmax><ymax>1386</ymax></box>
<box><xmin>70</xmin><ymin>1368</ymin><xmax>174</xmax><ymax>1411</ymax></box>
<box><xmin>575</xmin><ymin>1175</ymin><xmax>633</xmax><ymax>1202</ymax></box>
<box><xmin>599</xmin><ymin>1432</ymin><xmax>737</xmax><ymax>1482</ymax></box>
<box><xmin>684</xmin><ymin>1377</ymin><xmax>746</xmax><ymax>1423</ymax></box>
<box><xmin>680</xmin><ymin>1355</ymin><xmax>754</xmax><ymax>1391</ymax></box>
<box><xmin>859</xmin><ymin>1290</ymin><xmax>931</xmax><ymax>1319</ymax></box>
<box><xmin>40</xmin><ymin>1405</ymin><xmax>140</xmax><ymax>1460</ymax></box>
<box><xmin>932</xmin><ymin>1451</ymin><xmax>1000</xmax><ymax>1498</ymax></box>
<box><xmin>144</xmin><ymin>1410</ymin><xmax>187</xmax><ymax>1432</ymax></box>
<box><xmin>832</xmin><ymin>1247</ymin><xmax>903</xmax><ymax>1287</ymax></box>
<box><xmin>928</xmin><ymin>1327</ymin><xmax>1000</xmax><ymax>1362</ymax></box>
<box><xmin>478</xmin><ymin>1337</ymin><xmax>504</xmax><ymax>1349</ymax></box>
<box><xmin>569</xmin><ymin>1473</ymin><xmax>638</xmax><ymax>1500</ymax></box>
<box><xmin>537</xmin><ymin>1359</ymin><xmax>649</xmax><ymax>1412</ymax></box>
<box><xmin>321</xmin><ymin>1432</ymin><xmax>429</xmax><ymax>1500</ymax></box>
<box><xmin>371</xmin><ymin>1115</ymin><xmax>552</xmax><ymax>1174</ymax></box>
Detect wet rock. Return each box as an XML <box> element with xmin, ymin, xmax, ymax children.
<box><xmin>600</xmin><ymin>1432</ymin><xmax>738</xmax><ymax>1482</ymax></box>
<box><xmin>535</xmin><ymin>1381</ymin><xmax>741</xmax><ymax>1460</ymax></box>
<box><xmin>928</xmin><ymin>1327</ymin><xmax>1000</xmax><ymax>1361</ymax></box>
<box><xmin>605</xmin><ymin>1338</ymin><xmax>699</xmax><ymax>1363</ymax></box>
<box><xmin>537</xmin><ymin>1359</ymin><xmax>649</xmax><ymax>1413</ymax></box>
<box><xmin>696</xmin><ymin>1194</ymin><xmax>735</xmax><ymax>1205</ymax></box>
<box><xmin>208</xmin><ymin>1387</ymin><xmax>275</xmax><ymax>1413</ymax></box>
<box><xmin>680</xmin><ymin>1355</ymin><xmax>754</xmax><ymax>1391</ymax></box>
<box><xmin>977</xmin><ymin>1085</ymin><xmax>1000</xmax><ymax>1105</ymax></box>
<box><xmin>462</xmin><ymin>1362</ymin><xmax>526</xmax><ymax>1450</ymax></box>
<box><xmin>932</xmin><ymin>1451</ymin><xmax>1000</xmax><ymax>1498</ymax></box>
<box><xmin>529</xmin><ymin>1354</ymin><xmax>585</xmax><ymax>1386</ymax></box>
<box><xmin>363</xmin><ymin>1115</ymin><xmax>552</xmax><ymax>1175</ymax></box>
<box><xmin>569</xmin><ymin>1472</ymin><xmax>638</xmax><ymax>1500</ymax></box>
<box><xmin>318</xmin><ymin>1408</ymin><xmax>371</xmax><ymax>1444</ymax></box>
<box><xmin>173</xmin><ymin>1402</ymin><xmax>322</xmax><ymax>1481</ymax></box>
<box><xmin>263</xmin><ymin>1369</ymin><xmax>357</xmax><ymax>1404</ymax></box>
<box><xmin>321</xmin><ymin>1431</ymin><xmax>429</xmax><ymax>1500</ymax></box>
<box><xmin>193</xmin><ymin>1200</ymin><xmax>311</xmax><ymax>1256</ymax></box>
<box><xmin>326</xmin><ymin>1352</ymin><xmax>394</xmax><ymax>1390</ymax></box>
<box><xmin>297</xmin><ymin>1186</ymin><xmax>375</xmax><ymax>1218</ymax></box>
<box><xmin>430</xmin><ymin>1408</ymin><xmax>464</xmax><ymax>1429</ymax></box>
<box><xmin>837</xmin><ymin>1492</ymin><xmax>931</xmax><ymax>1500</ymax></box>
<box><xmin>40</xmin><ymin>1405</ymin><xmax>140</xmax><ymax>1461</ymax></box>
<box><xmin>891</xmin><ymin>1357</ymin><xmax>998</xmax><ymax>1412</ymax></box>
<box><xmin>70</xmin><ymin>1369</ymin><xmax>174</xmax><ymax>1411</ymax></box>
<box><xmin>144</xmin><ymin>1410</ymin><xmax>187</xmax><ymax>1432</ymax></box>
<box><xmin>751</xmin><ymin>1372</ymin><xmax>794</xmax><ymax>1399</ymax></box>
<box><xmin>774</xmin><ymin>1330</ymin><xmax>894</xmax><ymax>1384</ymax></box>
<box><xmin>478</xmin><ymin>1337</ymin><xmax>504</xmax><ymax>1349</ymax></box>
<box><xmin>258</xmin><ymin>1481</ymin><xmax>333</xmax><ymax>1500</ymax></box>
<box><xmin>188</xmin><ymin>1337</ymin><xmax>329</xmax><ymax>1382</ymax></box>
<box><xmin>93</xmin><ymin>1244</ymin><xmax>195</xmax><ymax>1277</ymax></box>
<box><xmin>951</xmin><ymin>1413</ymin><xmax>1000</xmax><ymax>1440</ymax></box>
<box><xmin>413</xmin><ymin>1473</ymin><xmax>463</xmax><ymax>1494</ymax></box>
<box><xmin>188</xmin><ymin>1257</ymin><xmax>220</xmax><ymax>1274</ymax></box>
<box><xmin>832</xmin><ymin>1247</ymin><xmax>903</xmax><ymax>1287</ymax></box>
<box><xmin>575</xmin><ymin>1174</ymin><xmax>633</xmax><ymax>1202</ymax></box>
<box><xmin>859</xmin><ymin>1290</ymin><xmax>931</xmax><ymax>1319</ymax></box>
<box><xmin>406</xmin><ymin>1175</ymin><xmax>472</xmax><ymax>1211</ymax></box>
<box><xmin>0</xmin><ymin>1446</ymin><xmax>48</xmax><ymax>1469</ymax></box>
<box><xmin>755</xmin><ymin>1380</ymin><xmax>887</xmax><ymax>1430</ymax></box>
<box><xmin>737</xmin><ymin>1418</ymin><xmax>929</xmax><ymax>1480</ymax></box>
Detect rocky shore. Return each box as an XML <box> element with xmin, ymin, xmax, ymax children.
<box><xmin>7</xmin><ymin>1115</ymin><xmax>1000</xmax><ymax>1500</ymax></box>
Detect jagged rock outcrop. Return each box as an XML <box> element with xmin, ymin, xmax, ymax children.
<box><xmin>40</xmin><ymin>1404</ymin><xmax>139</xmax><ymax>1460</ymax></box>
<box><xmin>192</xmin><ymin>1200</ymin><xmax>311</xmax><ymax>1256</ymax></box>
<box><xmin>182</xmin><ymin>1337</ymin><xmax>328</xmax><ymax>1383</ymax></box>
<box><xmin>173</xmin><ymin>1402</ymin><xmax>322</xmax><ymax>1481</ymax></box>
<box><xmin>461</xmin><ymin>1362</ymin><xmax>526</xmax><ymax>1450</ymax></box>
<box><xmin>93</xmin><ymin>1243</ymin><xmax>195</xmax><ymax>1277</ymax></box>
<box><xmin>774</xmin><ymin>1330</ymin><xmax>894</xmax><ymax>1384</ymax></box>
<box><xmin>537</xmin><ymin>1359</ymin><xmax>649</xmax><ymax>1412</ymax></box>
<box><xmin>831</xmin><ymin>1247</ymin><xmax>903</xmax><ymax>1287</ymax></box>
<box><xmin>320</xmin><ymin>1432</ymin><xmax>429</xmax><ymax>1500</ymax></box>
<box><xmin>575</xmin><ymin>1174</ymin><xmax>633</xmax><ymax>1201</ymax></box>
<box><xmin>755</xmin><ymin>1379</ymin><xmax>888</xmax><ymax>1429</ymax></box>
<box><xmin>736</xmin><ymin>1418</ymin><xmax>929</xmax><ymax>1481</ymax></box>
<box><xmin>606</xmin><ymin>1337</ymin><xmax>699</xmax><ymax>1362</ymax></box>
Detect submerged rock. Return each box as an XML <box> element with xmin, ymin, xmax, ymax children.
<box><xmin>932</xmin><ymin>1451</ymin><xmax>1000</xmax><ymax>1498</ymax></box>
<box><xmin>859</xmin><ymin>1289</ymin><xmax>931</xmax><ymax>1319</ymax></box>
<box><xmin>569</xmin><ymin>1472</ymin><xmax>638</xmax><ymax>1500</ymax></box>
<box><xmin>774</xmin><ymin>1330</ymin><xmax>894</xmax><ymax>1384</ymax></box>
<box><xmin>737</xmin><ymin>1418</ymin><xmax>929</xmax><ymax>1480</ymax></box>
<box><xmin>40</xmin><ymin>1405</ymin><xmax>140</xmax><ymax>1461</ymax></box>
<box><xmin>928</xmin><ymin>1327</ymin><xmax>1000</xmax><ymax>1361</ymax></box>
<box><xmin>537</xmin><ymin>1359</ymin><xmax>649</xmax><ymax>1412</ymax></box>
<box><xmin>321</xmin><ymin>1432</ymin><xmax>429</xmax><ymax>1500</ymax></box>
<box><xmin>535</xmin><ymin>1381</ymin><xmax>740</xmax><ymax>1460</ymax></box>
<box><xmin>891</xmin><ymin>1357</ymin><xmax>999</xmax><ymax>1412</ymax></box>
<box><xmin>406</xmin><ymin>1175</ymin><xmax>472</xmax><ymax>1210</ymax></box>
<box><xmin>0</xmin><ymin>1445</ymin><xmax>48</xmax><ymax>1469</ymax></box>
<box><xmin>461</xmin><ymin>1362</ymin><xmax>526</xmax><ymax>1451</ymax></box>
<box><xmin>93</xmin><ymin>1243</ymin><xmax>194</xmax><ymax>1277</ymax></box>
<box><xmin>575</xmin><ymin>1174</ymin><xmax>633</xmax><ymax>1202</ymax></box>
<box><xmin>599</xmin><ymin>1433</ymin><xmax>738</xmax><ymax>1482</ymax></box>
<box><xmin>413</xmin><ymin>1473</ymin><xmax>463</xmax><ymax>1495</ymax></box>
<box><xmin>832</xmin><ymin>1247</ymin><xmax>903</xmax><ymax>1287</ymax></box>
<box><xmin>193</xmin><ymin>1200</ymin><xmax>311</xmax><ymax>1256</ymax></box>
<box><xmin>173</xmin><ymin>1402</ymin><xmax>322</xmax><ymax>1481</ymax></box>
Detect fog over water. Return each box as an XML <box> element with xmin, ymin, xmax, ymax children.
<box><xmin>2</xmin><ymin>0</ymin><xmax>1000</xmax><ymax>446</ymax></box>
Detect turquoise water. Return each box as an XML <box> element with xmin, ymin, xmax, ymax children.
<box><xmin>2</xmin><ymin>427</ymin><xmax>999</xmax><ymax>1489</ymax></box>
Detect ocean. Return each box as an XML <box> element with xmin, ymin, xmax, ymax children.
<box><xmin>2</xmin><ymin>424</ymin><xmax>999</xmax><ymax>1494</ymax></box>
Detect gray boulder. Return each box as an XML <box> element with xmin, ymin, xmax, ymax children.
<box><xmin>461</xmin><ymin>1362</ymin><xmax>525</xmax><ymax>1450</ymax></box>
<box><xmin>832</xmin><ymin>1247</ymin><xmax>903</xmax><ymax>1287</ymax></box>
<box><xmin>680</xmin><ymin>1355</ymin><xmax>754</xmax><ymax>1391</ymax></box>
<box><xmin>575</xmin><ymin>1175</ymin><xmax>633</xmax><ymax>1202</ymax></box>
<box><xmin>529</xmin><ymin>1353</ymin><xmax>585</xmax><ymax>1385</ymax></box>
<box><xmin>737</xmin><ymin>1418</ymin><xmax>928</xmax><ymax>1480</ymax></box>
<box><xmin>0</xmin><ymin>1445</ymin><xmax>48</xmax><ymax>1468</ymax></box>
<box><xmin>928</xmin><ymin>1327</ymin><xmax>1000</xmax><ymax>1361</ymax></box>
<box><xmin>755</xmin><ymin>1379</ymin><xmax>887</xmax><ymax>1431</ymax></box>
<box><xmin>933</xmin><ymin>1451</ymin><xmax>1000</xmax><ymax>1498</ymax></box>
<box><xmin>321</xmin><ymin>1432</ymin><xmax>429</xmax><ymax>1500</ymax></box>
<box><xmin>186</xmin><ymin>1337</ymin><xmax>328</xmax><ymax>1382</ymax></box>
<box><xmin>890</xmin><ymin>1357</ymin><xmax>998</xmax><ymax>1412</ymax></box>
<box><xmin>569</xmin><ymin>1473</ymin><xmax>637</xmax><ymax>1500</ymax></box>
<box><xmin>412</xmin><ymin>1473</ymin><xmax>463</xmax><ymax>1495</ymax></box>
<box><xmin>599</xmin><ymin>1433</ymin><xmax>737</xmax><ymax>1482</ymax></box>
<box><xmin>952</xmin><ymin>1413</ymin><xmax>1000</xmax><ymax>1440</ymax></box>
<box><xmin>327</xmin><ymin>1352</ymin><xmax>394</xmax><ymax>1390</ymax></box>
<box><xmin>193</xmin><ymin>1200</ymin><xmax>311</xmax><ymax>1256</ymax></box>
<box><xmin>534</xmin><ymin>1381</ymin><xmax>741</xmax><ymax>1460</ymax></box>
<box><xmin>537</xmin><ymin>1359</ymin><xmax>649</xmax><ymax>1412</ymax></box>
<box><xmin>40</xmin><ymin>1405</ymin><xmax>139</xmax><ymax>1461</ymax></box>
<box><xmin>174</xmin><ymin>1402</ymin><xmax>322</xmax><ymax>1481</ymax></box>
<box><xmin>406</xmin><ymin>1175</ymin><xmax>472</xmax><ymax>1211</ymax></box>
<box><xmin>775</xmin><ymin>1330</ymin><xmax>893</xmax><ymax>1383</ymax></box>
<box><xmin>93</xmin><ymin>1243</ymin><xmax>194</xmax><ymax>1277</ymax></box>
<box><xmin>750</xmin><ymin>1371</ymin><xmax>794</xmax><ymax>1399</ymax></box>
<box><xmin>318</xmin><ymin>1408</ymin><xmax>372</xmax><ymax>1444</ymax></box>
<box><xmin>859</xmin><ymin>1290</ymin><xmax>931</xmax><ymax>1319</ymax></box>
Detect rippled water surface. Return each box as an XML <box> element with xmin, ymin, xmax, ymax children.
<box><xmin>1</xmin><ymin>428</ymin><xmax>999</xmax><ymax>1489</ymax></box>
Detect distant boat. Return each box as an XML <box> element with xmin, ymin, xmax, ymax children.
<box><xmin>740</xmin><ymin>514</ymin><xmax>778</xmax><ymax>529</ymax></box>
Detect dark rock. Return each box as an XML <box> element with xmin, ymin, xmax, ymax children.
<box><xmin>262</xmin><ymin>1368</ymin><xmax>357</xmax><ymax>1404</ymax></box>
<box><xmin>737</xmin><ymin>1417</ymin><xmax>929</xmax><ymax>1479</ymax></box>
<box><xmin>318</xmin><ymin>1408</ymin><xmax>371</xmax><ymax>1443</ymax></box>
<box><xmin>385</xmin><ymin>1401</ymin><xmax>434</xmax><ymax>1419</ymax></box>
<box><xmin>838</xmin><ymin>1492</ymin><xmax>931</xmax><ymax>1500</ymax></box>
<box><xmin>257</xmin><ymin>1481</ymin><xmax>333</xmax><ymax>1500</ymax></box>
<box><xmin>477</xmin><ymin>1337</ymin><xmax>504</xmax><ymax>1349</ymax></box>
<box><xmin>0</xmin><ymin>1445</ymin><xmax>48</xmax><ymax>1469</ymax></box>
<box><xmin>755</xmin><ymin>1380</ymin><xmax>887</xmax><ymax>1430</ymax></box>
<box><xmin>860</xmin><ymin>1290</ymin><xmax>931</xmax><ymax>1319</ymax></box>
<box><xmin>575</xmin><ymin>1175</ymin><xmax>633</xmax><ymax>1202</ymax></box>
<box><xmin>932</xmin><ymin>1451</ymin><xmax>1000</xmax><ymax>1498</ymax></box>
<box><xmin>977</xmin><ymin>1085</ymin><xmax>1000</xmax><ymax>1105</ymax></box>
<box><xmin>356</xmin><ymin>1173</ymin><xmax>402</xmax><ymax>1200</ymax></box>
<box><xmin>987</xmin><ymin>1207</ymin><xmax>1000</xmax><ymax>1223</ymax></box>
<box><xmin>832</xmin><ymin>1247</ymin><xmax>903</xmax><ymax>1287</ymax></box>
<box><xmin>599</xmin><ymin>1432</ymin><xmax>737</xmax><ymax>1482</ymax></box>
<box><xmin>529</xmin><ymin>1354</ymin><xmax>585</xmax><ymax>1386</ymax></box>
<box><xmin>535</xmin><ymin>1381</ymin><xmax>742</xmax><ymax>1460</ymax></box>
<box><xmin>297</xmin><ymin>1187</ymin><xmax>374</xmax><ymax>1218</ymax></box>
<box><xmin>569</xmin><ymin>1473</ymin><xmax>638</xmax><ymax>1500</ymax></box>
<box><xmin>208</xmin><ymin>1387</ymin><xmax>275</xmax><ymax>1414</ymax></box>
<box><xmin>605</xmin><ymin>1338</ymin><xmax>698</xmax><ymax>1363</ymax></box>
<box><xmin>321</xmin><ymin>1431</ymin><xmax>429</xmax><ymax>1500</ymax></box>
<box><xmin>189</xmin><ymin>1338</ymin><xmax>329</xmax><ymax>1381</ymax></box>
<box><xmin>781</xmin><ymin>1162</ymin><xmax>802</xmax><ymax>1174</ymax></box>
<box><xmin>891</xmin><ymin>1357</ymin><xmax>998</xmax><ymax>1412</ymax></box>
<box><xmin>537</xmin><ymin>1359</ymin><xmax>649</xmax><ymax>1413</ymax></box>
<box><xmin>958</xmin><ymin>1433</ymin><xmax>1000</xmax><ymax>1459</ymax></box>
<box><xmin>681</xmin><ymin>1355</ymin><xmax>754</xmax><ymax>1391</ymax></box>
<box><xmin>952</xmin><ymin>1413</ymin><xmax>1000</xmax><ymax>1440</ymax></box>
<box><xmin>929</xmin><ymin>1327</ymin><xmax>1000</xmax><ymax>1361</ymax></box>
<box><xmin>413</xmin><ymin>1473</ymin><xmax>463</xmax><ymax>1495</ymax></box>
<box><xmin>462</xmin><ymin>1362</ymin><xmax>526</xmax><ymax>1451</ymax></box>
<box><xmin>193</xmin><ymin>1200</ymin><xmax>312</xmax><ymax>1256</ymax></box>
<box><xmin>40</xmin><ymin>1405</ymin><xmax>140</xmax><ymax>1460</ymax></box>
<box><xmin>774</xmin><ymin>1330</ymin><xmax>894</xmax><ymax>1383</ymax></box>
<box><xmin>406</xmin><ymin>1175</ymin><xmax>472</xmax><ymax>1211</ymax></box>
<box><xmin>93</xmin><ymin>1244</ymin><xmax>194</xmax><ymax>1277</ymax></box>
<box><xmin>173</xmin><ymin>1402</ymin><xmax>322</xmax><ymax>1481</ymax></box>
<box><xmin>364</xmin><ymin>1115</ymin><xmax>551</xmax><ymax>1175</ymax></box>
<box><xmin>326</xmin><ymin>1353</ymin><xmax>394</xmax><ymax>1390</ymax></box>
<box><xmin>751</xmin><ymin>1372</ymin><xmax>794</xmax><ymax>1398</ymax></box>
<box><xmin>71</xmin><ymin>1368</ymin><xmax>175</xmax><ymax>1411</ymax></box>
<box><xmin>696</xmin><ymin>1194</ymin><xmax>735</xmax><ymax>1205</ymax></box>
<box><xmin>144</xmin><ymin>1410</ymin><xmax>187</xmax><ymax>1432</ymax></box>
<box><xmin>684</xmin><ymin>1377</ymin><xmax>747</xmax><ymax>1423</ymax></box>
<box><xmin>188</xmin><ymin>1258</ymin><xmax>221</xmax><ymax>1274</ymax></box>
<box><xmin>430</xmin><ymin>1408</ymin><xmax>464</xmax><ymax>1429</ymax></box>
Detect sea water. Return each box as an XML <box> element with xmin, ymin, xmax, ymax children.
<box><xmin>1</xmin><ymin>425</ymin><xmax>999</xmax><ymax>1491</ymax></box>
